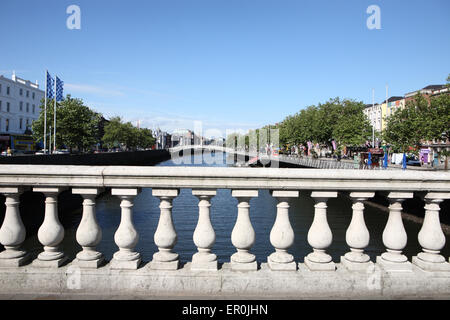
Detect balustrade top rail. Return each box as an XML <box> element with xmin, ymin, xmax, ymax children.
<box><xmin>0</xmin><ymin>165</ymin><xmax>448</xmax><ymax>191</ymax></box>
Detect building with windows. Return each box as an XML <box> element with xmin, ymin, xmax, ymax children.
<box><xmin>405</xmin><ymin>84</ymin><xmax>449</xmax><ymax>103</ymax></box>
<box><xmin>0</xmin><ymin>72</ymin><xmax>44</xmax><ymax>151</ymax></box>
<box><xmin>381</xmin><ymin>96</ymin><xmax>405</xmax><ymax>131</ymax></box>
<box><xmin>0</xmin><ymin>72</ymin><xmax>43</xmax><ymax>134</ymax></box>
<box><xmin>153</xmin><ymin>128</ymin><xmax>171</xmax><ymax>149</ymax></box>
<box><xmin>363</xmin><ymin>103</ymin><xmax>382</xmax><ymax>132</ymax></box>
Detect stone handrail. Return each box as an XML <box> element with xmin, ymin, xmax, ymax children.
<box><xmin>0</xmin><ymin>165</ymin><xmax>449</xmax><ymax>297</ymax></box>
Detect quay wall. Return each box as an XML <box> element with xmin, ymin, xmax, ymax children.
<box><xmin>0</xmin><ymin>149</ymin><xmax>171</xmax><ymax>166</ymax></box>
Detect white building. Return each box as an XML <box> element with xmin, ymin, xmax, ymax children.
<box><xmin>0</xmin><ymin>72</ymin><xmax>43</xmax><ymax>135</ymax></box>
<box><xmin>363</xmin><ymin>103</ymin><xmax>382</xmax><ymax>132</ymax></box>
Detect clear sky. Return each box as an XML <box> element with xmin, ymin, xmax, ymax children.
<box><xmin>1</xmin><ymin>0</ymin><xmax>449</xmax><ymax>136</ymax></box>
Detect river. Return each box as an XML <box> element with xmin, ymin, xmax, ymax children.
<box><xmin>21</xmin><ymin>151</ymin><xmax>450</xmax><ymax>264</ymax></box>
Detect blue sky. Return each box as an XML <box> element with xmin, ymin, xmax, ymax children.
<box><xmin>1</xmin><ymin>0</ymin><xmax>449</xmax><ymax>136</ymax></box>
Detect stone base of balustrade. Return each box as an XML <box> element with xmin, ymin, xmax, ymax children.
<box><xmin>304</xmin><ymin>258</ymin><xmax>336</xmax><ymax>271</ymax></box>
<box><xmin>190</xmin><ymin>261</ymin><xmax>218</xmax><ymax>271</ymax></box>
<box><xmin>0</xmin><ymin>254</ymin><xmax>31</xmax><ymax>268</ymax></box>
<box><xmin>231</xmin><ymin>261</ymin><xmax>258</xmax><ymax>271</ymax></box>
<box><xmin>1</xmin><ymin>261</ymin><xmax>450</xmax><ymax>299</ymax></box>
<box><xmin>110</xmin><ymin>258</ymin><xmax>141</xmax><ymax>270</ymax></box>
<box><xmin>32</xmin><ymin>256</ymin><xmax>68</xmax><ymax>268</ymax></box>
<box><xmin>376</xmin><ymin>256</ymin><xmax>413</xmax><ymax>272</ymax></box>
<box><xmin>340</xmin><ymin>256</ymin><xmax>374</xmax><ymax>272</ymax></box>
<box><xmin>412</xmin><ymin>256</ymin><xmax>450</xmax><ymax>272</ymax></box>
<box><xmin>267</xmin><ymin>257</ymin><xmax>297</xmax><ymax>271</ymax></box>
<box><xmin>72</xmin><ymin>257</ymin><xmax>105</xmax><ymax>269</ymax></box>
<box><xmin>148</xmin><ymin>260</ymin><xmax>179</xmax><ymax>270</ymax></box>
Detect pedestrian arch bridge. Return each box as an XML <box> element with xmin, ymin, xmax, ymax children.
<box><xmin>0</xmin><ymin>164</ymin><xmax>449</xmax><ymax>299</ymax></box>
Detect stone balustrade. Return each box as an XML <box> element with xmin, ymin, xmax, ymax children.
<box><xmin>0</xmin><ymin>165</ymin><xmax>449</xmax><ymax>298</ymax></box>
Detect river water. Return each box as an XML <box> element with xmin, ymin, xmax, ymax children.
<box><xmin>21</xmin><ymin>152</ymin><xmax>450</xmax><ymax>264</ymax></box>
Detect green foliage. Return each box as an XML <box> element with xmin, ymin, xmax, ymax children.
<box><xmin>383</xmin><ymin>93</ymin><xmax>450</xmax><ymax>153</ymax></box>
<box><xmin>102</xmin><ymin>117</ymin><xmax>155</xmax><ymax>150</ymax></box>
<box><xmin>32</xmin><ymin>95</ymin><xmax>101</xmax><ymax>151</ymax></box>
<box><xmin>276</xmin><ymin>97</ymin><xmax>372</xmax><ymax>149</ymax></box>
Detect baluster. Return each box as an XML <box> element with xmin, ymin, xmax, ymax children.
<box><xmin>230</xmin><ymin>190</ymin><xmax>258</xmax><ymax>271</ymax></box>
<box><xmin>376</xmin><ymin>192</ymin><xmax>413</xmax><ymax>272</ymax></box>
<box><xmin>268</xmin><ymin>190</ymin><xmax>298</xmax><ymax>271</ymax></box>
<box><xmin>341</xmin><ymin>192</ymin><xmax>375</xmax><ymax>271</ymax></box>
<box><xmin>110</xmin><ymin>188</ymin><xmax>141</xmax><ymax>270</ymax></box>
<box><xmin>150</xmin><ymin>189</ymin><xmax>179</xmax><ymax>270</ymax></box>
<box><xmin>191</xmin><ymin>189</ymin><xmax>217</xmax><ymax>271</ymax></box>
<box><xmin>0</xmin><ymin>187</ymin><xmax>30</xmax><ymax>267</ymax></box>
<box><xmin>304</xmin><ymin>191</ymin><xmax>337</xmax><ymax>271</ymax></box>
<box><xmin>32</xmin><ymin>187</ymin><xmax>68</xmax><ymax>267</ymax></box>
<box><xmin>412</xmin><ymin>192</ymin><xmax>450</xmax><ymax>271</ymax></box>
<box><xmin>72</xmin><ymin>188</ymin><xmax>104</xmax><ymax>268</ymax></box>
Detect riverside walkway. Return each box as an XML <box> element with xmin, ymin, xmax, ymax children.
<box><xmin>0</xmin><ymin>165</ymin><xmax>449</xmax><ymax>299</ymax></box>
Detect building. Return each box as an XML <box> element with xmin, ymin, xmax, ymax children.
<box><xmin>381</xmin><ymin>96</ymin><xmax>405</xmax><ymax>131</ymax></box>
<box><xmin>363</xmin><ymin>103</ymin><xmax>382</xmax><ymax>132</ymax></box>
<box><xmin>0</xmin><ymin>72</ymin><xmax>44</xmax><ymax>151</ymax></box>
<box><xmin>153</xmin><ymin>128</ymin><xmax>171</xmax><ymax>149</ymax></box>
<box><xmin>0</xmin><ymin>72</ymin><xmax>43</xmax><ymax>134</ymax></box>
<box><xmin>405</xmin><ymin>84</ymin><xmax>449</xmax><ymax>103</ymax></box>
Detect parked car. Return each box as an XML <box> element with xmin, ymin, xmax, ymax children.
<box><xmin>35</xmin><ymin>149</ymin><xmax>49</xmax><ymax>155</ymax></box>
<box><xmin>406</xmin><ymin>156</ymin><xmax>421</xmax><ymax>166</ymax></box>
<box><xmin>54</xmin><ymin>149</ymin><xmax>70</xmax><ymax>154</ymax></box>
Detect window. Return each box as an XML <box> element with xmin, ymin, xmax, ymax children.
<box><xmin>20</xmin><ymin>88</ymin><xmax>23</xmax><ymax>96</ymax></box>
<box><xmin>20</xmin><ymin>118</ymin><xmax>23</xmax><ymax>130</ymax></box>
<box><xmin>26</xmin><ymin>90</ymin><xmax>29</xmax><ymax>98</ymax></box>
<box><xmin>6</xmin><ymin>102</ymin><xmax>10</xmax><ymax>112</ymax></box>
<box><xmin>20</xmin><ymin>101</ymin><xmax>23</xmax><ymax>111</ymax></box>
<box><xmin>26</xmin><ymin>102</ymin><xmax>29</xmax><ymax>113</ymax></box>
<box><xmin>0</xmin><ymin>84</ymin><xmax>2</xmax><ymax>93</ymax></box>
<box><xmin>26</xmin><ymin>119</ymin><xmax>29</xmax><ymax>127</ymax></box>
<box><xmin>0</xmin><ymin>100</ymin><xmax>2</xmax><ymax>111</ymax></box>
<box><xmin>7</xmin><ymin>87</ymin><xmax>10</xmax><ymax>95</ymax></box>
<box><xmin>5</xmin><ymin>119</ymin><xmax>9</xmax><ymax>132</ymax></box>
<box><xmin>32</xmin><ymin>104</ymin><xmax>35</xmax><ymax>113</ymax></box>
<box><xmin>32</xmin><ymin>92</ymin><xmax>35</xmax><ymax>99</ymax></box>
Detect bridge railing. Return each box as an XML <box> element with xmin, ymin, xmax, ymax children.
<box><xmin>0</xmin><ymin>165</ymin><xmax>449</xmax><ymax>273</ymax></box>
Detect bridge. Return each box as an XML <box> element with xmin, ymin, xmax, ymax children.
<box><xmin>169</xmin><ymin>144</ymin><xmax>358</xmax><ymax>169</ymax></box>
<box><xmin>0</xmin><ymin>164</ymin><xmax>449</xmax><ymax>299</ymax></box>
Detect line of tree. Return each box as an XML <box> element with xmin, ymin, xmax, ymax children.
<box><xmin>32</xmin><ymin>95</ymin><xmax>155</xmax><ymax>152</ymax></box>
<box><xmin>102</xmin><ymin>116</ymin><xmax>155</xmax><ymax>150</ymax></box>
<box><xmin>228</xmin><ymin>97</ymin><xmax>374</xmax><ymax>153</ymax></box>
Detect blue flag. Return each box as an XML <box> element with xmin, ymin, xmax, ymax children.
<box><xmin>46</xmin><ymin>71</ymin><xmax>54</xmax><ymax>99</ymax></box>
<box><xmin>383</xmin><ymin>151</ymin><xmax>388</xmax><ymax>169</ymax></box>
<box><xmin>402</xmin><ymin>153</ymin><xmax>407</xmax><ymax>170</ymax></box>
<box><xmin>56</xmin><ymin>76</ymin><xmax>64</xmax><ymax>101</ymax></box>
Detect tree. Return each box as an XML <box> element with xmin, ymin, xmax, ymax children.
<box><xmin>102</xmin><ymin>117</ymin><xmax>155</xmax><ymax>150</ymax></box>
<box><xmin>276</xmin><ymin>97</ymin><xmax>372</xmax><ymax>151</ymax></box>
<box><xmin>32</xmin><ymin>95</ymin><xmax>101</xmax><ymax>152</ymax></box>
<box><xmin>332</xmin><ymin>100</ymin><xmax>372</xmax><ymax>147</ymax></box>
<box><xmin>382</xmin><ymin>93</ymin><xmax>450</xmax><ymax>153</ymax></box>
<box><xmin>136</xmin><ymin>127</ymin><xmax>156</xmax><ymax>149</ymax></box>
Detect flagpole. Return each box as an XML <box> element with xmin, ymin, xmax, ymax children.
<box><xmin>44</xmin><ymin>70</ymin><xmax>47</xmax><ymax>154</ymax></box>
<box><xmin>372</xmin><ymin>88</ymin><xmax>375</xmax><ymax>148</ymax></box>
<box><xmin>49</xmin><ymin>126</ymin><xmax>52</xmax><ymax>154</ymax></box>
<box><xmin>53</xmin><ymin>76</ymin><xmax>57</xmax><ymax>153</ymax></box>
